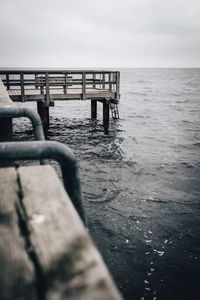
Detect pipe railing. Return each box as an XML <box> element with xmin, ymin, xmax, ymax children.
<box><xmin>0</xmin><ymin>141</ymin><xmax>86</xmax><ymax>224</ymax></box>
<box><xmin>0</xmin><ymin>107</ymin><xmax>46</xmax><ymax>165</ymax></box>
<box><xmin>0</xmin><ymin>107</ymin><xmax>45</xmax><ymax>141</ymax></box>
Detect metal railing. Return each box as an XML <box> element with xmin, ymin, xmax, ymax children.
<box><xmin>0</xmin><ymin>107</ymin><xmax>46</xmax><ymax>165</ymax></box>
<box><xmin>0</xmin><ymin>141</ymin><xmax>86</xmax><ymax>224</ymax></box>
<box><xmin>0</xmin><ymin>107</ymin><xmax>45</xmax><ymax>141</ymax></box>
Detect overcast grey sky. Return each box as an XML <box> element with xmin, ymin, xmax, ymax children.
<box><xmin>0</xmin><ymin>0</ymin><xmax>200</xmax><ymax>68</ymax></box>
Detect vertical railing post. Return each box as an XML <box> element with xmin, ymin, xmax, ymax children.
<box><xmin>20</xmin><ymin>73</ymin><xmax>25</xmax><ymax>102</ymax></box>
<box><xmin>64</xmin><ymin>73</ymin><xmax>68</xmax><ymax>94</ymax></box>
<box><xmin>109</xmin><ymin>72</ymin><xmax>113</xmax><ymax>92</ymax></box>
<box><xmin>40</xmin><ymin>76</ymin><xmax>44</xmax><ymax>95</ymax></box>
<box><xmin>116</xmin><ymin>71</ymin><xmax>120</xmax><ymax>102</ymax></box>
<box><xmin>82</xmin><ymin>72</ymin><xmax>86</xmax><ymax>100</ymax></box>
<box><xmin>100</xmin><ymin>74</ymin><xmax>103</xmax><ymax>89</ymax></box>
<box><xmin>93</xmin><ymin>73</ymin><xmax>96</xmax><ymax>89</ymax></box>
<box><xmin>35</xmin><ymin>74</ymin><xmax>39</xmax><ymax>89</ymax></box>
<box><xmin>6</xmin><ymin>74</ymin><xmax>10</xmax><ymax>90</ymax></box>
<box><xmin>103</xmin><ymin>73</ymin><xmax>105</xmax><ymax>90</ymax></box>
<box><xmin>45</xmin><ymin>72</ymin><xmax>50</xmax><ymax>106</ymax></box>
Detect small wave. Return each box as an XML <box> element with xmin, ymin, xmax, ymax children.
<box><xmin>129</xmin><ymin>91</ymin><xmax>147</xmax><ymax>96</ymax></box>
<box><xmin>134</xmin><ymin>115</ymin><xmax>151</xmax><ymax>119</ymax></box>
<box><xmin>88</xmin><ymin>189</ymin><xmax>120</xmax><ymax>204</ymax></box>
<box><xmin>182</xmin><ymin>120</ymin><xmax>193</xmax><ymax>124</ymax></box>
<box><xmin>170</xmin><ymin>93</ymin><xmax>182</xmax><ymax>97</ymax></box>
<box><xmin>146</xmin><ymin>197</ymin><xmax>168</xmax><ymax>204</ymax></box>
<box><xmin>181</xmin><ymin>162</ymin><xmax>194</xmax><ymax>169</ymax></box>
<box><xmin>193</xmin><ymin>143</ymin><xmax>200</xmax><ymax>147</ymax></box>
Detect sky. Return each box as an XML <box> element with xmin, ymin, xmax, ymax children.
<box><xmin>0</xmin><ymin>0</ymin><xmax>200</xmax><ymax>68</ymax></box>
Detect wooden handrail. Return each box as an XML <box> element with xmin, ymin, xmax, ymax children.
<box><xmin>0</xmin><ymin>70</ymin><xmax>117</xmax><ymax>75</ymax></box>
<box><xmin>0</xmin><ymin>70</ymin><xmax>120</xmax><ymax>103</ymax></box>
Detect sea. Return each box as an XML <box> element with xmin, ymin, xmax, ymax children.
<box><xmin>13</xmin><ymin>68</ymin><xmax>200</xmax><ymax>300</ymax></box>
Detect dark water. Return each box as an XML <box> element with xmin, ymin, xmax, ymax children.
<box><xmin>13</xmin><ymin>68</ymin><xmax>200</xmax><ymax>300</ymax></box>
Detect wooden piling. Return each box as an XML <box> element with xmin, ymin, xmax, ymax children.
<box><xmin>103</xmin><ymin>100</ymin><xmax>110</xmax><ymax>133</ymax></box>
<box><xmin>91</xmin><ymin>100</ymin><xmax>97</xmax><ymax>119</ymax></box>
<box><xmin>37</xmin><ymin>101</ymin><xmax>49</xmax><ymax>132</ymax></box>
<box><xmin>40</xmin><ymin>84</ymin><xmax>44</xmax><ymax>95</ymax></box>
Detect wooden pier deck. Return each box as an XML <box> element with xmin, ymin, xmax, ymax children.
<box><xmin>7</xmin><ymin>87</ymin><xmax>115</xmax><ymax>101</ymax></box>
<box><xmin>0</xmin><ymin>69</ymin><xmax>120</xmax><ymax>132</ymax></box>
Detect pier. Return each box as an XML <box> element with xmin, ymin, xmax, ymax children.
<box><xmin>0</xmin><ymin>70</ymin><xmax>120</xmax><ymax>132</ymax></box>
<box><xmin>0</xmin><ymin>78</ymin><xmax>123</xmax><ymax>299</ymax></box>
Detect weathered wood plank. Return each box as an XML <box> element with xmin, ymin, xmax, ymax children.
<box><xmin>18</xmin><ymin>165</ymin><xmax>122</xmax><ymax>300</ymax></box>
<box><xmin>0</xmin><ymin>168</ymin><xmax>35</xmax><ymax>300</ymax></box>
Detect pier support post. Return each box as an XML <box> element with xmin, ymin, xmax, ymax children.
<box><xmin>0</xmin><ymin>118</ymin><xmax>13</xmax><ymax>167</ymax></box>
<box><xmin>91</xmin><ymin>100</ymin><xmax>97</xmax><ymax>119</ymax></box>
<box><xmin>0</xmin><ymin>118</ymin><xmax>12</xmax><ymax>141</ymax></box>
<box><xmin>37</xmin><ymin>101</ymin><xmax>49</xmax><ymax>133</ymax></box>
<box><xmin>103</xmin><ymin>100</ymin><xmax>110</xmax><ymax>134</ymax></box>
